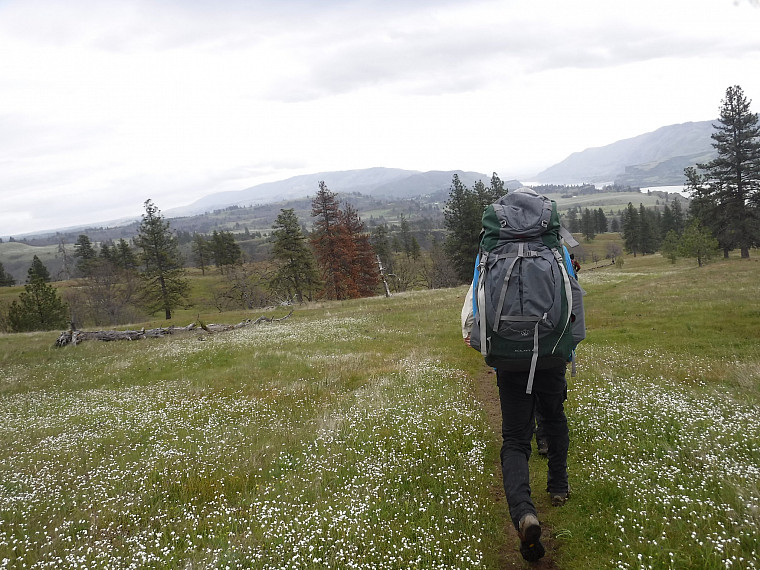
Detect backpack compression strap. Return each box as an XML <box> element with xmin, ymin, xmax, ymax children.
<box><xmin>526</xmin><ymin>249</ymin><xmax>573</xmax><ymax>394</ymax></box>
<box><xmin>493</xmin><ymin>243</ymin><xmax>545</xmax><ymax>394</ymax></box>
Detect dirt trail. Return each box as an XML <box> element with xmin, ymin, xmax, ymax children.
<box><xmin>471</xmin><ymin>367</ymin><xmax>561</xmax><ymax>569</ymax></box>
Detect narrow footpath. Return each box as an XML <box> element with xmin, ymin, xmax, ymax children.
<box><xmin>471</xmin><ymin>367</ymin><xmax>561</xmax><ymax>569</ymax></box>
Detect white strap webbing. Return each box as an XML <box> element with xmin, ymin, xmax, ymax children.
<box><xmin>559</xmin><ymin>226</ymin><xmax>579</xmax><ymax>248</ymax></box>
<box><xmin>525</xmin><ymin>314</ymin><xmax>546</xmax><ymax>394</ymax></box>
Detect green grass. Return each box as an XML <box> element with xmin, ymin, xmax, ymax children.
<box><xmin>550</xmin><ymin>253</ymin><xmax>760</xmax><ymax>569</ymax></box>
<box><xmin>1</xmin><ymin>253</ymin><xmax>759</xmax><ymax>569</ymax></box>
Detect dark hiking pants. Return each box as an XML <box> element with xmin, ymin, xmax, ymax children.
<box><xmin>497</xmin><ymin>365</ymin><xmax>569</xmax><ymax>530</ymax></box>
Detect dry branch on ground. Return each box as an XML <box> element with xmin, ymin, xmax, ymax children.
<box><xmin>54</xmin><ymin>310</ymin><xmax>293</xmax><ymax>347</ymax></box>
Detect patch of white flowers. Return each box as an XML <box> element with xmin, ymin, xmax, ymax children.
<box><xmin>572</xmin><ymin>344</ymin><xmax>760</xmax><ymax>570</ymax></box>
<box><xmin>0</xmin><ymin>315</ymin><xmax>491</xmax><ymax>569</ymax></box>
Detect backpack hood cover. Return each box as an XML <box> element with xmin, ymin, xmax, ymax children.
<box><xmin>480</xmin><ymin>188</ymin><xmax>562</xmax><ymax>252</ymax></box>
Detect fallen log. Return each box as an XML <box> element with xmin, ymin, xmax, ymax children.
<box><xmin>55</xmin><ymin>310</ymin><xmax>293</xmax><ymax>347</ymax></box>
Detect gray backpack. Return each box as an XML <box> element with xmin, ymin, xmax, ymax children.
<box><xmin>469</xmin><ymin>189</ymin><xmax>585</xmax><ymax>393</ymax></box>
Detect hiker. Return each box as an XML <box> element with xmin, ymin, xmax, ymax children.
<box><xmin>571</xmin><ymin>253</ymin><xmax>581</xmax><ymax>274</ymax></box>
<box><xmin>461</xmin><ymin>187</ymin><xmax>585</xmax><ymax>562</ymax></box>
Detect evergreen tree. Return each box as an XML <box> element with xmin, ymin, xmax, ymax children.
<box><xmin>310</xmin><ymin>182</ymin><xmax>378</xmax><ymax>300</ymax></box>
<box><xmin>565</xmin><ymin>207</ymin><xmax>580</xmax><ymax>233</ymax></box>
<box><xmin>660</xmin><ymin>203</ymin><xmax>676</xmax><ymax>239</ymax></box>
<box><xmin>581</xmin><ymin>208</ymin><xmax>596</xmax><ymax>241</ymax></box>
<box><xmin>7</xmin><ymin>257</ymin><xmax>68</xmax><ymax>331</ymax></box>
<box><xmin>340</xmin><ymin>203</ymin><xmax>379</xmax><ymax>298</ymax></box>
<box><xmin>270</xmin><ymin>208</ymin><xmax>321</xmax><ymax>303</ymax></box>
<box><xmin>670</xmin><ymin>198</ymin><xmax>686</xmax><ymax>235</ymax></box>
<box><xmin>134</xmin><ymin>199</ymin><xmax>189</xmax><ymax>320</ymax></box>
<box><xmin>473</xmin><ymin>177</ymin><xmax>500</xmax><ymax>211</ymax></box>
<box><xmin>370</xmin><ymin>224</ymin><xmax>393</xmax><ymax>274</ymax></box>
<box><xmin>311</xmin><ymin>181</ymin><xmax>350</xmax><ymax>299</ymax></box>
<box><xmin>490</xmin><ymin>172</ymin><xmax>506</xmax><ymax>200</ymax></box>
<box><xmin>191</xmin><ymin>234</ymin><xmax>212</xmax><ymax>275</ymax></box>
<box><xmin>443</xmin><ymin>174</ymin><xmax>482</xmax><ymax>282</ymax></box>
<box><xmin>409</xmin><ymin>236</ymin><xmax>421</xmax><ymax>260</ymax></box>
<box><xmin>28</xmin><ymin>254</ymin><xmax>52</xmax><ymax>282</ymax></box>
<box><xmin>0</xmin><ymin>262</ymin><xmax>15</xmax><ymax>287</ymax></box>
<box><xmin>399</xmin><ymin>214</ymin><xmax>415</xmax><ymax>259</ymax></box>
<box><xmin>114</xmin><ymin>238</ymin><xmax>138</xmax><ymax>271</ymax></box>
<box><xmin>660</xmin><ymin>230</ymin><xmax>681</xmax><ymax>264</ymax></box>
<box><xmin>622</xmin><ymin>203</ymin><xmax>640</xmax><ymax>256</ymax></box>
<box><xmin>595</xmin><ymin>208</ymin><xmax>608</xmax><ymax>233</ymax></box>
<box><xmin>689</xmin><ymin>85</ymin><xmax>760</xmax><ymax>258</ymax></box>
<box><xmin>210</xmin><ymin>230</ymin><xmax>242</xmax><ymax>273</ymax></box>
<box><xmin>100</xmin><ymin>242</ymin><xmax>115</xmax><ymax>264</ymax></box>
<box><xmin>639</xmin><ymin>204</ymin><xmax>656</xmax><ymax>254</ymax></box>
<box><xmin>680</xmin><ymin>221</ymin><xmax>720</xmax><ymax>267</ymax></box>
<box><xmin>73</xmin><ymin>234</ymin><xmax>98</xmax><ymax>276</ymax></box>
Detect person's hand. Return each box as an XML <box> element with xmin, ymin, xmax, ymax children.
<box><xmin>464</xmin><ymin>334</ymin><xmax>471</xmax><ymax>347</ymax></box>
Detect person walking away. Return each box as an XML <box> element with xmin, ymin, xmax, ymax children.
<box><xmin>461</xmin><ymin>187</ymin><xmax>585</xmax><ymax>562</ymax></box>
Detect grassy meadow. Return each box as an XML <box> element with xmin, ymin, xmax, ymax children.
<box><xmin>1</xmin><ymin>252</ymin><xmax>759</xmax><ymax>569</ymax></box>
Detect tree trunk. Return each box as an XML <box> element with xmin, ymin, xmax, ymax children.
<box><xmin>741</xmin><ymin>247</ymin><xmax>750</xmax><ymax>259</ymax></box>
<box><xmin>55</xmin><ymin>312</ymin><xmax>293</xmax><ymax>347</ymax></box>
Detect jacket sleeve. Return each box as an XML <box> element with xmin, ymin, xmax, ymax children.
<box><xmin>461</xmin><ymin>281</ymin><xmax>474</xmax><ymax>338</ymax></box>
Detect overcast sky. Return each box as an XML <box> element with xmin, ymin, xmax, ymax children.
<box><xmin>2</xmin><ymin>0</ymin><xmax>760</xmax><ymax>237</ymax></box>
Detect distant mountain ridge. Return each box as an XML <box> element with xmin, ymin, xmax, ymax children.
<box><xmin>6</xmin><ymin>120</ymin><xmax>718</xmax><ymax>240</ymax></box>
<box><xmin>534</xmin><ymin>120</ymin><xmax>717</xmax><ymax>186</ymax></box>
<box><xmin>165</xmin><ymin>168</ymin><xmax>521</xmax><ymax>217</ymax></box>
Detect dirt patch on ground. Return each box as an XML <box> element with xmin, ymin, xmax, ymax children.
<box><xmin>471</xmin><ymin>367</ymin><xmax>561</xmax><ymax>569</ymax></box>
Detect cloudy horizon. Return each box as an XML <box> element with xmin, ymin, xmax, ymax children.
<box><xmin>2</xmin><ymin>0</ymin><xmax>760</xmax><ymax>238</ymax></box>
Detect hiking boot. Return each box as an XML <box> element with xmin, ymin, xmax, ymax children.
<box><xmin>518</xmin><ymin>513</ymin><xmax>545</xmax><ymax>562</ymax></box>
<box><xmin>536</xmin><ymin>438</ymin><xmax>548</xmax><ymax>456</ymax></box>
<box><xmin>550</xmin><ymin>487</ymin><xmax>570</xmax><ymax>507</ymax></box>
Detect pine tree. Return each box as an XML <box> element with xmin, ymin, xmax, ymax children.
<box><xmin>622</xmin><ymin>203</ymin><xmax>640</xmax><ymax>256</ymax></box>
<box><xmin>370</xmin><ymin>224</ymin><xmax>393</xmax><ymax>274</ymax></box>
<box><xmin>311</xmin><ymin>181</ymin><xmax>350</xmax><ymax>299</ymax></box>
<box><xmin>443</xmin><ymin>174</ymin><xmax>482</xmax><ymax>282</ymax></box>
<box><xmin>74</xmin><ymin>234</ymin><xmax>98</xmax><ymax>276</ymax></box>
<box><xmin>680</xmin><ymin>221</ymin><xmax>720</xmax><ymax>267</ymax></box>
<box><xmin>310</xmin><ymin>183</ymin><xmax>378</xmax><ymax>300</ymax></box>
<box><xmin>7</xmin><ymin>257</ymin><xmax>68</xmax><ymax>331</ymax></box>
<box><xmin>28</xmin><ymin>255</ymin><xmax>51</xmax><ymax>282</ymax></box>
<box><xmin>661</xmin><ymin>230</ymin><xmax>681</xmax><ymax>264</ymax></box>
<box><xmin>670</xmin><ymin>198</ymin><xmax>686</xmax><ymax>235</ymax></box>
<box><xmin>473</xmin><ymin>177</ymin><xmax>500</xmax><ymax>211</ymax></box>
<box><xmin>114</xmin><ymin>238</ymin><xmax>138</xmax><ymax>271</ymax></box>
<box><xmin>341</xmin><ymin>203</ymin><xmax>379</xmax><ymax>298</ymax></box>
<box><xmin>191</xmin><ymin>234</ymin><xmax>212</xmax><ymax>275</ymax></box>
<box><xmin>0</xmin><ymin>262</ymin><xmax>15</xmax><ymax>287</ymax></box>
<box><xmin>134</xmin><ymin>199</ymin><xmax>189</xmax><ymax>320</ymax></box>
<box><xmin>581</xmin><ymin>208</ymin><xmax>596</xmax><ymax>241</ymax></box>
<box><xmin>270</xmin><ymin>208</ymin><xmax>321</xmax><ymax>303</ymax></box>
<box><xmin>490</xmin><ymin>172</ymin><xmax>506</xmax><ymax>200</ymax></box>
<box><xmin>595</xmin><ymin>208</ymin><xmax>608</xmax><ymax>233</ymax></box>
<box><xmin>399</xmin><ymin>214</ymin><xmax>415</xmax><ymax>259</ymax></box>
<box><xmin>565</xmin><ymin>207</ymin><xmax>580</xmax><ymax>233</ymax></box>
<box><xmin>689</xmin><ymin>85</ymin><xmax>760</xmax><ymax>258</ymax></box>
<box><xmin>210</xmin><ymin>231</ymin><xmax>242</xmax><ymax>273</ymax></box>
